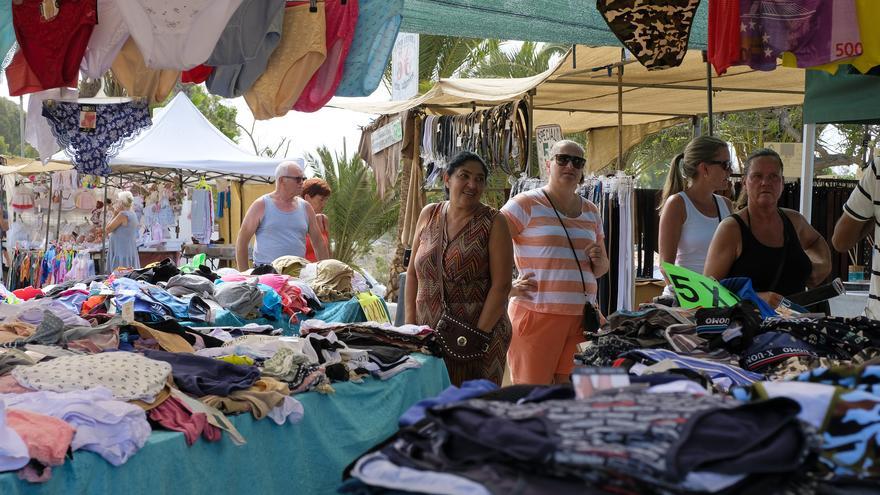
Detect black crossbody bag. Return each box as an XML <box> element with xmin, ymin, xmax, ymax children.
<box><xmin>542</xmin><ymin>191</ymin><xmax>602</xmax><ymax>333</ymax></box>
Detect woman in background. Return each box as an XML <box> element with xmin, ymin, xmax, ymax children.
<box><xmin>704</xmin><ymin>149</ymin><xmax>831</xmax><ymax>306</ymax></box>
<box><xmin>657</xmin><ymin>136</ymin><xmax>733</xmax><ymax>301</ymax></box>
<box><xmin>406</xmin><ymin>152</ymin><xmax>513</xmax><ymax>386</ymax></box>
<box><xmin>105</xmin><ymin>191</ymin><xmax>140</xmax><ymax>272</ymax></box>
<box><xmin>302</xmin><ymin>178</ymin><xmax>332</xmax><ymax>262</ymax></box>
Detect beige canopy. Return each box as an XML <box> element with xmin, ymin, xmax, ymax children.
<box><xmin>331</xmin><ymin>45</ymin><xmax>805</xmax><ymax>133</ymax></box>
<box><xmin>0</xmin><ymin>156</ymin><xmax>73</xmax><ymax>175</ymax></box>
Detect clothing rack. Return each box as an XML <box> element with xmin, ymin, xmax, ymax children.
<box><xmin>7</xmin><ymin>246</ymin><xmax>95</xmax><ymax>290</ymax></box>
<box><xmin>421</xmin><ymin>99</ymin><xmax>530</xmax><ymax>187</ymax></box>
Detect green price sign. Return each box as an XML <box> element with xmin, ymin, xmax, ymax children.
<box><xmin>662</xmin><ymin>262</ymin><xmax>740</xmax><ymax>309</ymax></box>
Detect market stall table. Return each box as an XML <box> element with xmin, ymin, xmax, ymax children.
<box><xmin>0</xmin><ymin>354</ymin><xmax>449</xmax><ymax>495</ymax></box>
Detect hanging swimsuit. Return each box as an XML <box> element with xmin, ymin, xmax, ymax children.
<box><xmin>181</xmin><ymin>64</ymin><xmax>214</xmax><ymax>84</ymax></box>
<box><xmin>334</xmin><ymin>0</ymin><xmax>403</xmax><ymax>97</ymax></box>
<box><xmin>294</xmin><ymin>0</ymin><xmax>359</xmax><ymax>112</ymax></box>
<box><xmin>115</xmin><ymin>0</ymin><xmax>244</xmax><ymax>70</ymax></box>
<box><xmin>596</xmin><ymin>0</ymin><xmax>701</xmax><ymax>70</ymax></box>
<box><xmin>205</xmin><ymin>0</ymin><xmax>286</xmax><ymax>98</ymax></box>
<box><xmin>0</xmin><ymin>2</ymin><xmax>15</xmax><ymax>68</ymax></box>
<box><xmin>42</xmin><ymin>100</ymin><xmax>152</xmax><ymax>176</ymax></box>
<box><xmin>11</xmin><ymin>0</ymin><xmax>97</xmax><ymax>89</ymax></box>
<box><xmin>80</xmin><ymin>0</ymin><xmax>130</xmax><ymax>80</ymax></box>
<box><xmin>111</xmin><ymin>37</ymin><xmax>180</xmax><ymax>103</ymax></box>
<box><xmin>244</xmin><ymin>3</ymin><xmax>327</xmax><ymax>120</ymax></box>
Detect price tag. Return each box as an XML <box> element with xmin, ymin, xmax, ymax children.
<box><xmin>662</xmin><ymin>262</ymin><xmax>740</xmax><ymax>309</ymax></box>
<box><xmin>121</xmin><ymin>301</ymin><xmax>134</xmax><ymax>324</ymax></box>
<box><xmin>79</xmin><ymin>105</ymin><xmax>97</xmax><ymax>132</ymax></box>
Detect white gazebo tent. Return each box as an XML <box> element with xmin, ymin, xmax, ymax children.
<box><xmin>53</xmin><ymin>92</ymin><xmax>287</xmax><ymax>183</ymax></box>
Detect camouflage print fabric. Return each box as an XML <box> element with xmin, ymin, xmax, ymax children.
<box><xmin>596</xmin><ymin>0</ymin><xmax>701</xmax><ymax>70</ymax></box>
<box><xmin>794</xmin><ymin>365</ymin><xmax>880</xmax><ymax>479</ymax></box>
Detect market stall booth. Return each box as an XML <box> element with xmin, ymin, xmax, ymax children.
<box><xmin>46</xmin><ymin>93</ymin><xmax>287</xmax><ymax>274</ymax></box>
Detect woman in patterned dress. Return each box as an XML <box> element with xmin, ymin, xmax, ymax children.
<box><xmin>405</xmin><ymin>152</ymin><xmax>513</xmax><ymax>386</ymax></box>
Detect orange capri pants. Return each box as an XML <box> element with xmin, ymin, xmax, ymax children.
<box><xmin>507</xmin><ymin>302</ymin><xmax>585</xmax><ymax>385</ymax></box>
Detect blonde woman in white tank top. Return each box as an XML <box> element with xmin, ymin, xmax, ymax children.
<box><xmin>658</xmin><ymin>136</ymin><xmax>734</xmax><ymax>298</ymax></box>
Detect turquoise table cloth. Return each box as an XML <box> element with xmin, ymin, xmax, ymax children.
<box><xmin>189</xmin><ymin>296</ymin><xmax>389</xmax><ymax>335</ymax></box>
<box><xmin>0</xmin><ymin>354</ymin><xmax>450</xmax><ymax>495</ymax></box>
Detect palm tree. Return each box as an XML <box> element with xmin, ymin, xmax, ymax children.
<box><xmin>308</xmin><ymin>145</ymin><xmax>399</xmax><ymax>266</ymax></box>
<box><xmin>463</xmin><ymin>40</ymin><xmax>569</xmax><ymax>79</ymax></box>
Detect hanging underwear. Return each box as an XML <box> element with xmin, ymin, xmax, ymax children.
<box><xmin>334</xmin><ymin>0</ymin><xmax>403</xmax><ymax>97</ymax></box>
<box><xmin>741</xmin><ymin>0</ymin><xmax>860</xmax><ymax>71</ymax></box>
<box><xmin>0</xmin><ymin>1</ymin><xmax>15</xmax><ymax>68</ymax></box>
<box><xmin>791</xmin><ymin>0</ymin><xmax>880</xmax><ymax>74</ymax></box>
<box><xmin>181</xmin><ymin>64</ymin><xmax>214</xmax><ymax>84</ymax></box>
<box><xmin>26</xmin><ymin>88</ymin><xmax>79</xmax><ymax>163</ymax></box>
<box><xmin>6</xmin><ymin>50</ymin><xmax>78</xmax><ymax>96</ymax></box>
<box><xmin>596</xmin><ymin>0</ymin><xmax>700</xmax><ymax>70</ymax></box>
<box><xmin>205</xmin><ymin>0</ymin><xmax>286</xmax><ymax>98</ymax></box>
<box><xmin>115</xmin><ymin>0</ymin><xmax>244</xmax><ymax>70</ymax></box>
<box><xmin>707</xmin><ymin>0</ymin><xmax>741</xmax><ymax>75</ymax></box>
<box><xmin>111</xmin><ymin>37</ymin><xmax>180</xmax><ymax>103</ymax></box>
<box><xmin>243</xmin><ymin>3</ymin><xmax>327</xmax><ymax>120</ymax></box>
<box><xmin>80</xmin><ymin>0</ymin><xmax>130</xmax><ymax>80</ymax></box>
<box><xmin>42</xmin><ymin>100</ymin><xmax>152</xmax><ymax>176</ymax></box>
<box><xmin>11</xmin><ymin>0</ymin><xmax>97</xmax><ymax>89</ymax></box>
<box><xmin>293</xmin><ymin>0</ymin><xmax>359</xmax><ymax>112</ymax></box>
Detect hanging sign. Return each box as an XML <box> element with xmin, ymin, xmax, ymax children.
<box><xmin>662</xmin><ymin>262</ymin><xmax>740</xmax><ymax>309</ymax></box>
<box><xmin>392</xmin><ymin>32</ymin><xmax>419</xmax><ymax>101</ymax></box>
<box><xmin>535</xmin><ymin>124</ymin><xmax>563</xmax><ymax>180</ymax></box>
<box><xmin>371</xmin><ymin>119</ymin><xmax>403</xmax><ymax>154</ymax></box>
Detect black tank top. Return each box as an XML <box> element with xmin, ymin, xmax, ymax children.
<box><xmin>727</xmin><ymin>210</ymin><xmax>812</xmax><ymax>296</ymax></box>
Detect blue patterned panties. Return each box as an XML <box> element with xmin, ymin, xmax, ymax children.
<box><xmin>42</xmin><ymin>100</ymin><xmax>151</xmax><ymax>176</ymax></box>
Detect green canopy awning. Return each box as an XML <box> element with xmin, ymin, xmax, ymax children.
<box><xmin>400</xmin><ymin>0</ymin><xmax>709</xmax><ymax>49</ymax></box>
<box><xmin>804</xmin><ymin>67</ymin><xmax>880</xmax><ymax>124</ymax></box>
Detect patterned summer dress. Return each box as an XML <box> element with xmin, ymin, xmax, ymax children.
<box><xmin>414</xmin><ymin>202</ymin><xmax>512</xmax><ymax>386</ymax></box>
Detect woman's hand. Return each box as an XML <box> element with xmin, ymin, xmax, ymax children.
<box><xmin>758</xmin><ymin>291</ymin><xmax>783</xmax><ymax>308</ymax></box>
<box><xmin>510</xmin><ymin>272</ymin><xmax>537</xmax><ymax>299</ymax></box>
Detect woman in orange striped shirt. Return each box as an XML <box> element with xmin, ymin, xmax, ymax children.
<box><xmin>501</xmin><ymin>140</ymin><xmax>609</xmax><ymax>384</ymax></box>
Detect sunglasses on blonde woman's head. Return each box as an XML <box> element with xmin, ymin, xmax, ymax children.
<box><xmin>555</xmin><ymin>154</ymin><xmax>586</xmax><ymax>169</ymax></box>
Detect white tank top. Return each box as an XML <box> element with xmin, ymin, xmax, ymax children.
<box><xmin>663</xmin><ymin>192</ymin><xmax>731</xmax><ymax>296</ymax></box>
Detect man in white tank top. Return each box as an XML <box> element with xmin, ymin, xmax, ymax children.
<box><xmin>236</xmin><ymin>160</ymin><xmax>329</xmax><ymax>270</ymax></box>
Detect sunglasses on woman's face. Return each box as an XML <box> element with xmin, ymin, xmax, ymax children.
<box><xmin>706</xmin><ymin>159</ymin><xmax>733</xmax><ymax>172</ymax></box>
<box><xmin>555</xmin><ymin>154</ymin><xmax>586</xmax><ymax>169</ymax></box>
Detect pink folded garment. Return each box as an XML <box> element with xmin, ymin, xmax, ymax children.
<box><xmin>7</xmin><ymin>408</ymin><xmax>75</xmax><ymax>482</ymax></box>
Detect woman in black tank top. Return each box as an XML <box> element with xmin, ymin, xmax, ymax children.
<box><xmin>704</xmin><ymin>149</ymin><xmax>832</xmax><ymax>302</ymax></box>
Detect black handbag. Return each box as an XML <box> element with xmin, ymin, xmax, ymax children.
<box><xmin>542</xmin><ymin>191</ymin><xmax>602</xmax><ymax>333</ymax></box>
<box><xmin>434</xmin><ymin>203</ymin><xmax>492</xmax><ymax>361</ymax></box>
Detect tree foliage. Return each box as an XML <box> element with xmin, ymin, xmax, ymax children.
<box><xmin>308</xmin><ymin>146</ymin><xmax>399</xmax><ymax>266</ymax></box>
<box><xmin>0</xmin><ymin>97</ymin><xmax>33</xmax><ymax>157</ymax></box>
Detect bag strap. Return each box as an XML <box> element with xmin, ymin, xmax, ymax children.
<box><xmin>541</xmin><ymin>190</ymin><xmax>588</xmax><ymax>298</ymax></box>
<box><xmin>434</xmin><ymin>202</ymin><xmax>450</xmax><ymax>310</ymax></box>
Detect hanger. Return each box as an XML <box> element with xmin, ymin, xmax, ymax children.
<box><xmin>195</xmin><ymin>176</ymin><xmax>211</xmax><ymax>191</ymax></box>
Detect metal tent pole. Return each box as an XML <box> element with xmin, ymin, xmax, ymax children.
<box><xmin>617</xmin><ymin>50</ymin><xmax>624</xmax><ymax>169</ymax></box>
<box><xmin>101</xmin><ymin>181</ymin><xmax>108</xmax><ymax>273</ymax></box>
<box><xmin>43</xmin><ymin>174</ymin><xmax>52</xmax><ymax>249</ymax></box>
<box><xmin>18</xmin><ymin>96</ymin><xmax>25</xmax><ymax>156</ymax></box>
<box><xmin>800</xmin><ymin>124</ymin><xmax>817</xmax><ymax>220</ymax></box>
<box><xmin>706</xmin><ymin>57</ymin><xmax>715</xmax><ymax>136</ymax></box>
